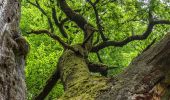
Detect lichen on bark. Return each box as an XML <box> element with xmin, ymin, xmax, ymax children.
<box><xmin>57</xmin><ymin>33</ymin><xmax>170</xmax><ymax>100</ymax></box>
<box><xmin>0</xmin><ymin>0</ymin><xmax>27</xmax><ymax>99</ymax></box>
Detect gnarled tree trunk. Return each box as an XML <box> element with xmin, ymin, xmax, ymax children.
<box><xmin>0</xmin><ymin>0</ymin><xmax>28</xmax><ymax>99</ymax></box>
<box><xmin>26</xmin><ymin>0</ymin><xmax>170</xmax><ymax>99</ymax></box>
<box><xmin>96</xmin><ymin>33</ymin><xmax>170</xmax><ymax>100</ymax></box>
<box><xmin>58</xmin><ymin>33</ymin><xmax>170</xmax><ymax>100</ymax></box>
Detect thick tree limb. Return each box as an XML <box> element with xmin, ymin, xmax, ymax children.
<box><xmin>58</xmin><ymin>0</ymin><xmax>98</xmax><ymax>51</ymax></box>
<box><xmin>57</xmin><ymin>0</ymin><xmax>95</xmax><ymax>36</ymax></box>
<box><xmin>57</xmin><ymin>0</ymin><xmax>88</xmax><ymax>32</ymax></box>
<box><xmin>91</xmin><ymin>20</ymin><xmax>170</xmax><ymax>52</ymax></box>
<box><xmin>26</xmin><ymin>0</ymin><xmax>54</xmax><ymax>32</ymax></box>
<box><xmin>28</xmin><ymin>30</ymin><xmax>75</xmax><ymax>51</ymax></box>
<box><xmin>82</xmin><ymin>24</ymin><xmax>97</xmax><ymax>47</ymax></box>
<box><xmin>88</xmin><ymin>62</ymin><xmax>107</xmax><ymax>76</ymax></box>
<box><xmin>34</xmin><ymin>68</ymin><xmax>60</xmax><ymax>100</ymax></box>
<box><xmin>97</xmin><ymin>32</ymin><xmax>170</xmax><ymax>99</ymax></box>
<box><xmin>87</xmin><ymin>61</ymin><xmax>117</xmax><ymax>76</ymax></box>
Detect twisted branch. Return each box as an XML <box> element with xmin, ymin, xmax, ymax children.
<box><xmin>91</xmin><ymin>20</ymin><xmax>170</xmax><ymax>52</ymax></box>
<box><xmin>87</xmin><ymin>0</ymin><xmax>108</xmax><ymax>41</ymax></box>
<box><xmin>28</xmin><ymin>30</ymin><xmax>75</xmax><ymax>51</ymax></box>
<box><xmin>51</xmin><ymin>7</ymin><xmax>69</xmax><ymax>38</ymax></box>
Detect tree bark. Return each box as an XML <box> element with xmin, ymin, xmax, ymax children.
<box><xmin>0</xmin><ymin>0</ymin><xmax>28</xmax><ymax>99</ymax></box>
<box><xmin>96</xmin><ymin>33</ymin><xmax>170</xmax><ymax>100</ymax></box>
<box><xmin>58</xmin><ymin>33</ymin><xmax>170</xmax><ymax>100</ymax></box>
<box><xmin>58</xmin><ymin>45</ymin><xmax>111</xmax><ymax>100</ymax></box>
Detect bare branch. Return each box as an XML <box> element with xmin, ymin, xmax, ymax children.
<box><xmin>26</xmin><ymin>0</ymin><xmax>54</xmax><ymax>32</ymax></box>
<box><xmin>91</xmin><ymin>20</ymin><xmax>170</xmax><ymax>52</ymax></box>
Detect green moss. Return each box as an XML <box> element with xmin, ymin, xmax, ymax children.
<box><xmin>58</xmin><ymin>48</ymin><xmax>112</xmax><ymax>100</ymax></box>
<box><xmin>59</xmin><ymin>76</ymin><xmax>111</xmax><ymax>100</ymax></box>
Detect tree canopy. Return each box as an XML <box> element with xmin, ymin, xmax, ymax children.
<box><xmin>20</xmin><ymin>0</ymin><xmax>170</xmax><ymax>99</ymax></box>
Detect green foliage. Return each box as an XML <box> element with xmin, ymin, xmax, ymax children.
<box><xmin>25</xmin><ymin>35</ymin><xmax>64</xmax><ymax>99</ymax></box>
<box><xmin>21</xmin><ymin>2</ymin><xmax>64</xmax><ymax>99</ymax></box>
<box><xmin>20</xmin><ymin>0</ymin><xmax>170</xmax><ymax>99</ymax></box>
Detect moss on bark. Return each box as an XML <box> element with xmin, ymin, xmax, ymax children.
<box><xmin>58</xmin><ymin>46</ymin><xmax>112</xmax><ymax>100</ymax></box>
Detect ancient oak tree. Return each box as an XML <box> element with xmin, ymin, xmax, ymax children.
<box><xmin>24</xmin><ymin>0</ymin><xmax>170</xmax><ymax>100</ymax></box>
<box><xmin>1</xmin><ymin>0</ymin><xmax>170</xmax><ymax>100</ymax></box>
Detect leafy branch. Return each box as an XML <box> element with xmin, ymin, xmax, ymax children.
<box><xmin>91</xmin><ymin>20</ymin><xmax>170</xmax><ymax>52</ymax></box>
<box><xmin>26</xmin><ymin>0</ymin><xmax>54</xmax><ymax>32</ymax></box>
<box><xmin>27</xmin><ymin>30</ymin><xmax>75</xmax><ymax>51</ymax></box>
<box><xmin>51</xmin><ymin>6</ymin><xmax>69</xmax><ymax>38</ymax></box>
<box><xmin>57</xmin><ymin>0</ymin><xmax>98</xmax><ymax>51</ymax></box>
<box><xmin>87</xmin><ymin>0</ymin><xmax>108</xmax><ymax>41</ymax></box>
<box><xmin>34</xmin><ymin>68</ymin><xmax>60</xmax><ymax>100</ymax></box>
